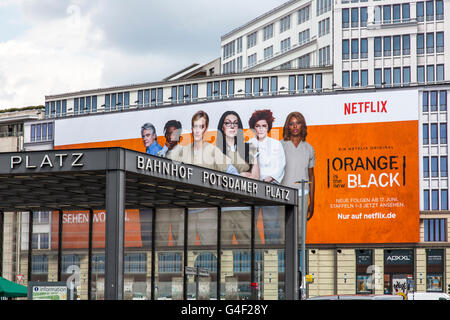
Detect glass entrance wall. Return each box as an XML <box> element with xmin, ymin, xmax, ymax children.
<box><xmin>221</xmin><ymin>207</ymin><xmax>252</xmax><ymax>300</ymax></box>
<box><xmin>187</xmin><ymin>208</ymin><xmax>218</xmax><ymax>300</ymax></box>
<box><xmin>124</xmin><ymin>209</ymin><xmax>153</xmax><ymax>300</ymax></box>
<box><xmin>155</xmin><ymin>208</ymin><xmax>185</xmax><ymax>300</ymax></box>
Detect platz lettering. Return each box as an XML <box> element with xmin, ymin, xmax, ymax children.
<box><xmin>10</xmin><ymin>153</ymin><xmax>84</xmax><ymax>170</ymax></box>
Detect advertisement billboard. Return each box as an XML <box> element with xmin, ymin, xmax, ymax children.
<box><xmin>54</xmin><ymin>89</ymin><xmax>419</xmax><ymax>244</ymax></box>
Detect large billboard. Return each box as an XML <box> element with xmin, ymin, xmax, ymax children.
<box><xmin>54</xmin><ymin>89</ymin><xmax>420</xmax><ymax>244</ymax></box>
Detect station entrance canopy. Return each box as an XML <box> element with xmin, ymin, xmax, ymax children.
<box><xmin>0</xmin><ymin>148</ymin><xmax>298</xmax><ymax>300</ymax></box>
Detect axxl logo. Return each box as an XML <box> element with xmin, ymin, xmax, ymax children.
<box><xmin>386</xmin><ymin>255</ymin><xmax>411</xmax><ymax>262</ymax></box>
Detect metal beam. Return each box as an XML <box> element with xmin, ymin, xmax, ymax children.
<box><xmin>285</xmin><ymin>204</ymin><xmax>298</xmax><ymax>300</ymax></box>
<box><xmin>104</xmin><ymin>168</ymin><xmax>126</xmax><ymax>300</ymax></box>
<box><xmin>57</xmin><ymin>209</ymin><xmax>63</xmax><ymax>282</ymax></box>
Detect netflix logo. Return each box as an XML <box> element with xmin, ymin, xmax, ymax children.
<box><xmin>344</xmin><ymin>100</ymin><xmax>388</xmax><ymax>115</ymax></box>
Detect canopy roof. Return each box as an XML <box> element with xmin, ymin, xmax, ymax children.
<box><xmin>0</xmin><ymin>277</ymin><xmax>27</xmax><ymax>298</ymax></box>
<box><xmin>0</xmin><ymin>148</ymin><xmax>297</xmax><ymax>211</ymax></box>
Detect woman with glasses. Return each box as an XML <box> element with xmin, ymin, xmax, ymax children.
<box><xmin>216</xmin><ymin>110</ymin><xmax>259</xmax><ymax>179</ymax></box>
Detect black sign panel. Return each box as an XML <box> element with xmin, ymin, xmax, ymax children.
<box><xmin>384</xmin><ymin>249</ymin><xmax>414</xmax><ymax>265</ymax></box>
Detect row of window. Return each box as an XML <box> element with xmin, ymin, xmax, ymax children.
<box><xmin>418</xmin><ymin>64</ymin><xmax>445</xmax><ymax>83</ymax></box>
<box><xmin>45</xmin><ymin>100</ymin><xmax>67</xmax><ymax>118</ymax></box>
<box><xmin>318</xmin><ymin>46</ymin><xmax>331</xmax><ymax>66</ymax></box>
<box><xmin>206</xmin><ymin>80</ymin><xmax>235</xmax><ymax>100</ymax></box>
<box><xmin>416</xmin><ymin>0</ymin><xmax>445</xmax><ymax>22</ymax></box>
<box><xmin>223</xmin><ymin>56</ymin><xmax>243</xmax><ymax>74</ymax></box>
<box><xmin>423</xmin><ymin>219</ymin><xmax>447</xmax><ymax>242</ymax></box>
<box><xmin>343</xmin><ymin>38</ymin><xmax>368</xmax><ymax>60</ymax></box>
<box><xmin>74</xmin><ymin>95</ymin><xmax>98</xmax><ymax>114</ymax></box>
<box><xmin>342</xmin><ymin>69</ymin><xmax>369</xmax><ymax>87</ymax></box>
<box><xmin>374</xmin><ymin>3</ymin><xmax>412</xmax><ymax>25</ymax></box>
<box><xmin>318</xmin><ymin>17</ymin><xmax>330</xmax><ymax>37</ymax></box>
<box><xmin>342</xmin><ymin>7</ymin><xmax>368</xmax><ymax>28</ymax></box>
<box><xmin>30</xmin><ymin>122</ymin><xmax>54</xmax><ymax>142</ymax></box>
<box><xmin>423</xmin><ymin>123</ymin><xmax>447</xmax><ymax>145</ymax></box>
<box><xmin>423</xmin><ymin>90</ymin><xmax>447</xmax><ymax>112</ymax></box>
<box><xmin>374</xmin><ymin>35</ymin><xmax>411</xmax><ymax>58</ymax></box>
<box><xmin>374</xmin><ymin>67</ymin><xmax>411</xmax><ymax>87</ymax></box>
<box><xmin>288</xmin><ymin>73</ymin><xmax>323</xmax><ymax>93</ymax></box>
<box><xmin>31</xmin><ymin>254</ymin><xmax>147</xmax><ymax>274</ymax></box>
<box><xmin>317</xmin><ymin>0</ymin><xmax>332</xmax><ymax>16</ymax></box>
<box><xmin>169</xmin><ymin>84</ymin><xmax>199</xmax><ymax>104</ymax></box>
<box><xmin>423</xmin><ymin>156</ymin><xmax>448</xmax><ymax>178</ymax></box>
<box><xmin>417</xmin><ymin>32</ymin><xmax>445</xmax><ymax>55</ymax></box>
<box><xmin>423</xmin><ymin>189</ymin><xmax>448</xmax><ymax>212</ymax></box>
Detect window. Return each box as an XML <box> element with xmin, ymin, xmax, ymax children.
<box><xmin>393</xmin><ymin>36</ymin><xmax>401</xmax><ymax>56</ymax></box>
<box><xmin>383</xmin><ymin>5</ymin><xmax>391</xmax><ymax>23</ymax></box>
<box><xmin>430</xmin><ymin>91</ymin><xmax>438</xmax><ymax>111</ymax></box>
<box><xmin>427</xmin><ymin>65</ymin><xmax>435</xmax><ymax>83</ymax></box>
<box><xmin>360</xmin><ymin>38</ymin><xmax>368</xmax><ymax>58</ymax></box>
<box><xmin>417</xmin><ymin>1</ymin><xmax>424</xmax><ymax>21</ymax></box>
<box><xmin>441</xmin><ymin>191</ymin><xmax>449</xmax><ymax>213</ymax></box>
<box><xmin>423</xmin><ymin>91</ymin><xmax>430</xmax><ymax>112</ymax></box>
<box><xmin>351</xmin><ymin>39</ymin><xmax>359</xmax><ymax>59</ymax></box>
<box><xmin>264</xmin><ymin>46</ymin><xmax>273</xmax><ymax>60</ymax></box>
<box><xmin>374</xmin><ymin>37</ymin><xmax>382</xmax><ymax>57</ymax></box>
<box><xmin>263</xmin><ymin>24</ymin><xmax>273</xmax><ymax>41</ymax></box>
<box><xmin>440</xmin><ymin>91</ymin><xmax>447</xmax><ymax>111</ymax></box>
<box><xmin>440</xmin><ymin>123</ymin><xmax>447</xmax><ymax>144</ymax></box>
<box><xmin>306</xmin><ymin>74</ymin><xmax>313</xmax><ymax>92</ymax></box>
<box><xmin>424</xmin><ymin>157</ymin><xmax>430</xmax><ymax>178</ymax></box>
<box><xmin>342</xmin><ymin>8</ymin><xmax>349</xmax><ymax>28</ymax></box>
<box><xmin>393</xmin><ymin>67</ymin><xmax>401</xmax><ymax>86</ymax></box>
<box><xmin>271</xmin><ymin>76</ymin><xmax>278</xmax><ymax>95</ymax></box>
<box><xmin>361</xmin><ymin>70</ymin><xmax>368</xmax><ymax>86</ymax></box>
<box><xmin>342</xmin><ymin>71</ymin><xmax>350</xmax><ymax>88</ymax></box>
<box><xmin>436</xmin><ymin>32</ymin><xmax>444</xmax><ymax>53</ymax></box>
<box><xmin>223</xmin><ymin>40</ymin><xmax>235</xmax><ymax>59</ymax></box>
<box><xmin>393</xmin><ymin>4</ymin><xmax>401</xmax><ymax>22</ymax></box>
<box><xmin>441</xmin><ymin>156</ymin><xmax>448</xmax><ymax>176</ymax></box>
<box><xmin>436</xmin><ymin>0</ymin><xmax>444</xmax><ymax>20</ymax></box>
<box><xmin>32</xmin><ymin>255</ymin><xmax>48</xmax><ymax>274</ymax></box>
<box><xmin>402</xmin><ymin>3</ymin><xmax>410</xmax><ymax>21</ymax></box>
<box><xmin>427</xmin><ymin>33</ymin><xmax>434</xmax><ymax>54</ymax></box>
<box><xmin>423</xmin><ymin>189</ymin><xmax>431</xmax><ymax>211</ymax></box>
<box><xmin>423</xmin><ymin>123</ymin><xmax>429</xmax><ymax>144</ymax></box>
<box><xmin>360</xmin><ymin>7</ymin><xmax>368</xmax><ymax>27</ymax></box>
<box><xmin>417</xmin><ymin>34</ymin><xmax>425</xmax><ymax>55</ymax></box>
<box><xmin>289</xmin><ymin>75</ymin><xmax>296</xmax><ymax>93</ymax></box>
<box><xmin>318</xmin><ymin>18</ymin><xmax>330</xmax><ymax>37</ymax></box>
<box><xmin>247</xmin><ymin>53</ymin><xmax>257</xmax><ymax>68</ymax></box>
<box><xmin>375</xmin><ymin>68</ymin><xmax>382</xmax><ymax>87</ymax></box>
<box><xmin>352</xmin><ymin>70</ymin><xmax>359</xmax><ymax>87</ymax></box>
<box><xmin>402</xmin><ymin>35</ymin><xmax>410</xmax><ymax>55</ymax></box>
<box><xmin>431</xmin><ymin>123</ymin><xmax>438</xmax><ymax>144</ymax></box>
<box><xmin>247</xmin><ymin>32</ymin><xmax>257</xmax><ymax>49</ymax></box>
<box><xmin>403</xmin><ymin>67</ymin><xmax>411</xmax><ymax>85</ymax></box>
<box><xmin>245</xmin><ymin>78</ymin><xmax>252</xmax><ymax>97</ymax></box>
<box><xmin>280</xmin><ymin>38</ymin><xmax>291</xmax><ymax>53</ymax></box>
<box><xmin>437</xmin><ymin>64</ymin><xmax>444</xmax><ymax>82</ymax></box>
<box><xmin>342</xmin><ymin>39</ymin><xmax>349</xmax><ymax>60</ymax></box>
<box><xmin>418</xmin><ymin>66</ymin><xmax>425</xmax><ymax>83</ymax></box>
<box><xmin>299</xmin><ymin>29</ymin><xmax>310</xmax><ymax>45</ymax></box>
<box><xmin>62</xmin><ymin>254</ymin><xmax>80</xmax><ymax>273</ymax></box>
<box><xmin>298</xmin><ymin>5</ymin><xmax>310</xmax><ymax>24</ymax></box>
<box><xmin>315</xmin><ymin>73</ymin><xmax>322</xmax><ymax>91</ymax></box>
<box><xmin>351</xmin><ymin>8</ymin><xmax>359</xmax><ymax>27</ymax></box>
<box><xmin>298</xmin><ymin>53</ymin><xmax>310</xmax><ymax>68</ymax></box>
<box><xmin>383</xmin><ymin>36</ymin><xmax>391</xmax><ymax>56</ymax></box>
<box><xmin>237</xmin><ymin>37</ymin><xmax>243</xmax><ymax>54</ymax></box>
<box><xmin>431</xmin><ymin>156</ymin><xmax>439</xmax><ymax>177</ymax></box>
<box><xmin>432</xmin><ymin>189</ymin><xmax>439</xmax><ymax>210</ymax></box>
<box><xmin>384</xmin><ymin>68</ymin><xmax>392</xmax><ymax>86</ymax></box>
<box><xmin>158</xmin><ymin>253</ymin><xmax>182</xmax><ymax>273</ymax></box>
<box><xmin>424</xmin><ymin>219</ymin><xmax>447</xmax><ymax>241</ymax></box>
<box><xmin>426</xmin><ymin>0</ymin><xmax>434</xmax><ymax>21</ymax></box>
<box><xmin>319</xmin><ymin>46</ymin><xmax>330</xmax><ymax>66</ymax></box>
<box><xmin>125</xmin><ymin>253</ymin><xmax>147</xmax><ymax>274</ymax></box>
<box><xmin>280</xmin><ymin>15</ymin><xmax>291</xmax><ymax>33</ymax></box>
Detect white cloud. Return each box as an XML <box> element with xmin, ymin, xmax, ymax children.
<box><xmin>0</xmin><ymin>0</ymin><xmax>287</xmax><ymax>109</ymax></box>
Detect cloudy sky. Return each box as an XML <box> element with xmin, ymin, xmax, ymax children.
<box><xmin>0</xmin><ymin>0</ymin><xmax>287</xmax><ymax>109</ymax></box>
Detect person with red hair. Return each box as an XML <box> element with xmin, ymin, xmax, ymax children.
<box><xmin>248</xmin><ymin>109</ymin><xmax>285</xmax><ymax>184</ymax></box>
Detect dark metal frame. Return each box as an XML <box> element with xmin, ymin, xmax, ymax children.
<box><xmin>0</xmin><ymin>147</ymin><xmax>298</xmax><ymax>300</ymax></box>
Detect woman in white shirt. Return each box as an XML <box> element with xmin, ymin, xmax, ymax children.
<box><xmin>248</xmin><ymin>109</ymin><xmax>286</xmax><ymax>184</ymax></box>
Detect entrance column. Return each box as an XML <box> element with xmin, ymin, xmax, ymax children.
<box><xmin>104</xmin><ymin>149</ymin><xmax>126</xmax><ymax>300</ymax></box>
<box><xmin>285</xmin><ymin>204</ymin><xmax>298</xmax><ymax>300</ymax></box>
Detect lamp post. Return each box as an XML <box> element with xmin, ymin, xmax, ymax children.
<box><xmin>295</xmin><ymin>179</ymin><xmax>308</xmax><ymax>300</ymax></box>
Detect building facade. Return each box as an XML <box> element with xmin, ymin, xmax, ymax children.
<box><xmin>1</xmin><ymin>0</ymin><xmax>450</xmax><ymax>300</ymax></box>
